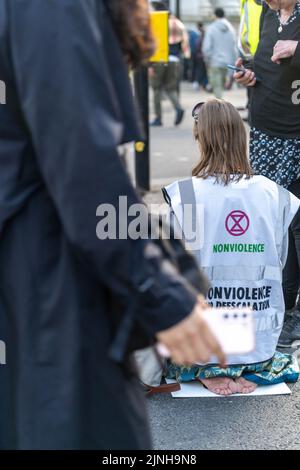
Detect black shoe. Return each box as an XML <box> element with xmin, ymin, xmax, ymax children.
<box><xmin>277</xmin><ymin>309</ymin><xmax>300</xmax><ymax>348</ymax></box>
<box><xmin>150</xmin><ymin>118</ymin><xmax>162</xmax><ymax>127</ymax></box>
<box><xmin>175</xmin><ymin>108</ymin><xmax>184</xmax><ymax>126</ymax></box>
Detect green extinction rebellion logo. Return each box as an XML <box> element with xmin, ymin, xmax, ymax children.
<box><xmin>213</xmin><ymin>210</ymin><xmax>265</xmax><ymax>254</ymax></box>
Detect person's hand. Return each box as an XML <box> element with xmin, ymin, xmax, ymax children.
<box><xmin>271</xmin><ymin>40</ymin><xmax>299</xmax><ymax>64</ymax></box>
<box><xmin>156</xmin><ymin>296</ymin><xmax>226</xmax><ymax>367</ymax></box>
<box><xmin>233</xmin><ymin>58</ymin><xmax>256</xmax><ymax>87</ymax></box>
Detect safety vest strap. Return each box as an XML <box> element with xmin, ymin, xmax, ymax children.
<box><xmin>240</xmin><ymin>1</ymin><xmax>250</xmax><ymax>53</ymax></box>
<box><xmin>178</xmin><ymin>179</ymin><xmax>196</xmax><ymax>207</ymax></box>
<box><xmin>177</xmin><ymin>179</ymin><xmax>202</xmax><ymax>264</ymax></box>
<box><xmin>240</xmin><ymin>0</ymin><xmax>263</xmax><ymax>56</ymax></box>
<box><xmin>202</xmin><ymin>265</ymin><xmax>281</xmax><ymax>282</ymax></box>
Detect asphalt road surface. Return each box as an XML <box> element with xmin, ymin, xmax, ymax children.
<box><xmin>147</xmin><ymin>370</ymin><xmax>300</xmax><ymax>450</ymax></box>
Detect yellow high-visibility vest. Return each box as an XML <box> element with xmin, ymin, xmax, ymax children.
<box><xmin>240</xmin><ymin>0</ymin><xmax>263</xmax><ymax>56</ymax></box>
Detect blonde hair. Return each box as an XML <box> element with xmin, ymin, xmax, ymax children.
<box><xmin>192</xmin><ymin>99</ymin><xmax>252</xmax><ymax>185</ymax></box>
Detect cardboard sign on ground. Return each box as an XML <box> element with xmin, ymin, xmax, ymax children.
<box><xmin>165</xmin><ymin>379</ymin><xmax>292</xmax><ymax>398</ymax></box>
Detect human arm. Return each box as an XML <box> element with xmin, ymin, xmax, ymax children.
<box><xmin>181</xmin><ymin>26</ymin><xmax>191</xmax><ymax>59</ymax></box>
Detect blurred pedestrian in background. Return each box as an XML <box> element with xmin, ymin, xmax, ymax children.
<box><xmin>234</xmin><ymin>0</ymin><xmax>300</xmax><ymax>348</ymax></box>
<box><xmin>184</xmin><ymin>28</ymin><xmax>200</xmax><ymax>82</ymax></box>
<box><xmin>0</xmin><ymin>0</ymin><xmax>224</xmax><ymax>450</ymax></box>
<box><xmin>203</xmin><ymin>8</ymin><xmax>237</xmax><ymax>99</ymax></box>
<box><xmin>150</xmin><ymin>2</ymin><xmax>190</xmax><ymax>127</ymax></box>
<box><xmin>192</xmin><ymin>23</ymin><xmax>209</xmax><ymax>91</ymax></box>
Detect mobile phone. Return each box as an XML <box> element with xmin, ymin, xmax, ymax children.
<box><xmin>227</xmin><ymin>64</ymin><xmax>246</xmax><ymax>75</ymax></box>
<box><xmin>157</xmin><ymin>307</ymin><xmax>255</xmax><ymax>359</ymax></box>
<box><xmin>227</xmin><ymin>64</ymin><xmax>262</xmax><ymax>82</ymax></box>
<box><xmin>201</xmin><ymin>307</ymin><xmax>255</xmax><ymax>356</ymax></box>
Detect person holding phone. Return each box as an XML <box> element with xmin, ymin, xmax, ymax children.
<box><xmin>163</xmin><ymin>100</ymin><xmax>300</xmax><ymax>396</ymax></box>
<box><xmin>234</xmin><ymin>0</ymin><xmax>300</xmax><ymax>349</ymax></box>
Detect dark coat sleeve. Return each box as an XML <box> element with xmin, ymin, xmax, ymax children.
<box><xmin>8</xmin><ymin>0</ymin><xmax>198</xmax><ymax>357</ymax></box>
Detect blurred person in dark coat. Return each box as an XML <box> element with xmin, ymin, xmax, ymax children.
<box><xmin>0</xmin><ymin>0</ymin><xmax>224</xmax><ymax>450</ymax></box>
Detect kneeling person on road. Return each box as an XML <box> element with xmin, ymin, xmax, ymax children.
<box><xmin>163</xmin><ymin>100</ymin><xmax>300</xmax><ymax>395</ymax></box>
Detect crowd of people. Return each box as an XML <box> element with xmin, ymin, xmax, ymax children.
<box><xmin>150</xmin><ymin>1</ymin><xmax>239</xmax><ymax>127</ymax></box>
<box><xmin>0</xmin><ymin>0</ymin><xmax>300</xmax><ymax>452</ymax></box>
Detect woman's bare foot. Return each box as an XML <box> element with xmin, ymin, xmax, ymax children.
<box><xmin>234</xmin><ymin>377</ymin><xmax>257</xmax><ymax>394</ymax></box>
<box><xmin>198</xmin><ymin>377</ymin><xmax>239</xmax><ymax>396</ymax></box>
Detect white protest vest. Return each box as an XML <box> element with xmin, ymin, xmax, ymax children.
<box><xmin>164</xmin><ymin>175</ymin><xmax>300</xmax><ymax>365</ymax></box>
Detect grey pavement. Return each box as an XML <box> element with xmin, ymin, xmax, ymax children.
<box><xmin>147</xmin><ymin>380</ymin><xmax>300</xmax><ymax>450</ymax></box>
<box><xmin>128</xmin><ymin>83</ymin><xmax>300</xmax><ymax>450</ymax></box>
